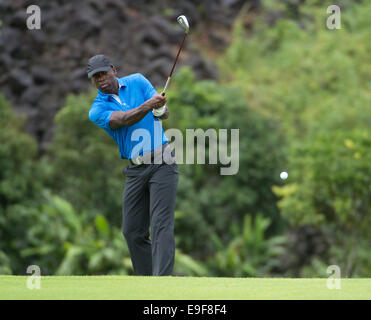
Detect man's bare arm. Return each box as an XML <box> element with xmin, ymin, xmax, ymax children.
<box><xmin>109</xmin><ymin>94</ymin><xmax>166</xmax><ymax>129</ymax></box>
<box><xmin>109</xmin><ymin>104</ymin><xmax>151</xmax><ymax>129</ymax></box>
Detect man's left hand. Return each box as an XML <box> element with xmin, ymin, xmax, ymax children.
<box><xmin>154</xmin><ymin>105</ymin><xmax>169</xmax><ymax>119</ymax></box>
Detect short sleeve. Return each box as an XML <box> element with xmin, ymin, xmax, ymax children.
<box><xmin>137</xmin><ymin>73</ymin><xmax>158</xmax><ymax>100</ymax></box>
<box><xmin>89</xmin><ymin>106</ymin><xmax>114</xmax><ymax>130</ymax></box>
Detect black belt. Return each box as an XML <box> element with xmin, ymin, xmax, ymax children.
<box><xmin>130</xmin><ymin>143</ymin><xmax>169</xmax><ymax>165</ymax></box>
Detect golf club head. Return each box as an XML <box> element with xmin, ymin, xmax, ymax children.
<box><xmin>177</xmin><ymin>15</ymin><xmax>189</xmax><ymax>34</ymax></box>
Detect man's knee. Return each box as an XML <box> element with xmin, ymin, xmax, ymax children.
<box><xmin>123</xmin><ymin>226</ymin><xmax>147</xmax><ymax>244</ymax></box>
<box><xmin>122</xmin><ymin>226</ymin><xmax>134</xmax><ymax>241</ymax></box>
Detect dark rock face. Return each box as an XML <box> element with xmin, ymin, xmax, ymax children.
<box><xmin>0</xmin><ymin>0</ymin><xmax>251</xmax><ymax>150</ymax></box>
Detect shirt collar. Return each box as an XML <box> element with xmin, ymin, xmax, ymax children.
<box><xmin>98</xmin><ymin>77</ymin><xmax>127</xmax><ymax>101</ymax></box>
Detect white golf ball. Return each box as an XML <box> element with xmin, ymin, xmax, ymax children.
<box><xmin>280</xmin><ymin>171</ymin><xmax>288</xmax><ymax>180</ymax></box>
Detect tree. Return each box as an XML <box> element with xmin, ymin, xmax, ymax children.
<box><xmin>0</xmin><ymin>94</ymin><xmax>43</xmax><ymax>273</ymax></box>
<box><xmin>273</xmin><ymin>129</ymin><xmax>371</xmax><ymax>276</ymax></box>
<box><xmin>43</xmin><ymin>91</ymin><xmax>126</xmax><ymax>226</ymax></box>
<box><xmin>164</xmin><ymin>68</ymin><xmax>287</xmax><ymax>258</ymax></box>
<box><xmin>220</xmin><ymin>0</ymin><xmax>371</xmax><ymax>276</ymax></box>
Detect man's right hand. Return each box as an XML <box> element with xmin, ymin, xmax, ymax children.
<box><xmin>146</xmin><ymin>94</ymin><xmax>167</xmax><ymax>109</ymax></box>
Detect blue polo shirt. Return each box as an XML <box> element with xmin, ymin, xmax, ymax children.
<box><xmin>89</xmin><ymin>73</ymin><xmax>168</xmax><ymax>159</ymax></box>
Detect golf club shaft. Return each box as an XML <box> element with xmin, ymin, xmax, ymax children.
<box><xmin>162</xmin><ymin>77</ymin><xmax>171</xmax><ymax>95</ymax></box>
<box><xmin>162</xmin><ymin>32</ymin><xmax>188</xmax><ymax>96</ymax></box>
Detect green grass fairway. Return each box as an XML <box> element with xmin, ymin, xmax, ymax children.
<box><xmin>0</xmin><ymin>276</ymin><xmax>370</xmax><ymax>300</ymax></box>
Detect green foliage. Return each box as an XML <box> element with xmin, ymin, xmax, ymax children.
<box><xmin>174</xmin><ymin>249</ymin><xmax>208</xmax><ymax>277</ymax></box>
<box><xmin>0</xmin><ymin>95</ymin><xmax>40</xmax><ymax>205</ymax></box>
<box><xmin>207</xmin><ymin>214</ymin><xmax>286</xmax><ymax>277</ymax></box>
<box><xmin>21</xmin><ymin>191</ymin><xmax>133</xmax><ymax>275</ymax></box>
<box><xmin>273</xmin><ymin>129</ymin><xmax>371</xmax><ymax>276</ymax></box>
<box><xmin>0</xmin><ymin>95</ymin><xmax>44</xmax><ymax>274</ymax></box>
<box><xmin>165</xmin><ymin>67</ymin><xmax>286</xmax><ymax>258</ymax></box>
<box><xmin>38</xmin><ymin>67</ymin><xmax>287</xmax><ymax>276</ymax></box>
<box><xmin>220</xmin><ymin>1</ymin><xmax>371</xmax><ymax>276</ymax></box>
<box><xmin>0</xmin><ymin>94</ymin><xmax>133</xmax><ymax>275</ymax></box>
<box><xmin>274</xmin><ymin>130</ymin><xmax>371</xmax><ymax>228</ymax></box>
<box><xmin>221</xmin><ymin>1</ymin><xmax>371</xmax><ymax>134</ymax></box>
<box><xmin>43</xmin><ymin>91</ymin><xmax>126</xmax><ymax>226</ymax></box>
<box><xmin>0</xmin><ymin>250</ymin><xmax>11</xmax><ymax>275</ymax></box>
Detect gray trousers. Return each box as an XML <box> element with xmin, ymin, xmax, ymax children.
<box><xmin>122</xmin><ymin>162</ymin><xmax>178</xmax><ymax>276</ymax></box>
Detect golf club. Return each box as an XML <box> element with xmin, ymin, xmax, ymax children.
<box><xmin>161</xmin><ymin>15</ymin><xmax>190</xmax><ymax>96</ymax></box>
<box><xmin>153</xmin><ymin>15</ymin><xmax>189</xmax><ymax>117</ymax></box>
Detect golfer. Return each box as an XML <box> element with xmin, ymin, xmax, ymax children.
<box><xmin>87</xmin><ymin>54</ymin><xmax>178</xmax><ymax>276</ymax></box>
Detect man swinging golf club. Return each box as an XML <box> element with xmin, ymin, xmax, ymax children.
<box><xmin>87</xmin><ymin>15</ymin><xmax>189</xmax><ymax>276</ymax></box>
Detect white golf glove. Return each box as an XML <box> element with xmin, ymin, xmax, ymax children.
<box><xmin>152</xmin><ymin>105</ymin><xmax>166</xmax><ymax>117</ymax></box>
